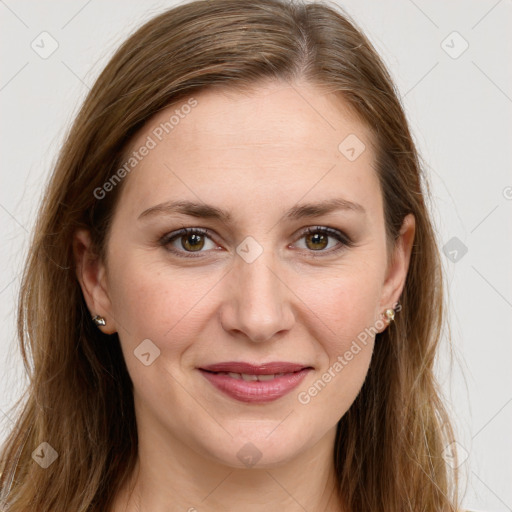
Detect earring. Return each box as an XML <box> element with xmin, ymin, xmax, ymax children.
<box><xmin>92</xmin><ymin>315</ymin><xmax>106</xmax><ymax>327</ymax></box>
<box><xmin>384</xmin><ymin>308</ymin><xmax>395</xmax><ymax>322</ymax></box>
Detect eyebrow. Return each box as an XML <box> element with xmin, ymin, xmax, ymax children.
<box><xmin>137</xmin><ymin>197</ymin><xmax>366</xmax><ymax>222</ymax></box>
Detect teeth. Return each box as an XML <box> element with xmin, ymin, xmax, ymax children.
<box><xmin>219</xmin><ymin>372</ymin><xmax>284</xmax><ymax>382</ymax></box>
<box><xmin>241</xmin><ymin>373</ymin><xmax>258</xmax><ymax>381</ymax></box>
<box><xmin>256</xmin><ymin>374</ymin><xmax>275</xmax><ymax>381</ymax></box>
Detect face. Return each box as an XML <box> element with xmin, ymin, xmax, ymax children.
<box><xmin>77</xmin><ymin>80</ymin><xmax>414</xmax><ymax>469</ymax></box>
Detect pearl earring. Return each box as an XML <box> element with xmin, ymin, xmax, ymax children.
<box><xmin>384</xmin><ymin>308</ymin><xmax>395</xmax><ymax>322</ymax></box>
<box><xmin>92</xmin><ymin>315</ymin><xmax>106</xmax><ymax>327</ymax></box>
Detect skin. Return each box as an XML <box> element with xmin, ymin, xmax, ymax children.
<box><xmin>74</xmin><ymin>80</ymin><xmax>415</xmax><ymax>512</ymax></box>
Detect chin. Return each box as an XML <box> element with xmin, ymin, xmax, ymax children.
<box><xmin>198</xmin><ymin>420</ymin><xmax>319</xmax><ymax>470</ymax></box>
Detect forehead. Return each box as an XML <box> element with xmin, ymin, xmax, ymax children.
<box><xmin>145</xmin><ymin>81</ymin><xmax>370</xmax><ymax>153</ymax></box>
<box><xmin>117</xmin><ymin>81</ymin><xmax>380</xmax><ymax>219</ymax></box>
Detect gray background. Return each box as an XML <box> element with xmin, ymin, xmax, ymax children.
<box><xmin>1</xmin><ymin>1</ymin><xmax>511</xmax><ymax>510</ymax></box>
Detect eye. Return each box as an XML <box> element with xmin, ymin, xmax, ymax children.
<box><xmin>159</xmin><ymin>227</ymin><xmax>220</xmax><ymax>257</ymax></box>
<box><xmin>292</xmin><ymin>226</ymin><xmax>353</xmax><ymax>256</ymax></box>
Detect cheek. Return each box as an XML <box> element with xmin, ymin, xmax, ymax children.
<box><xmin>294</xmin><ymin>259</ymin><xmax>384</xmax><ymax>343</ymax></box>
<box><xmin>106</xmin><ymin>253</ymin><xmax>221</xmax><ymax>355</ymax></box>
<box><xmin>292</xmin><ymin>266</ymin><xmax>382</xmax><ymax>412</ymax></box>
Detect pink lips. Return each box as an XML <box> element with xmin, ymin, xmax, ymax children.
<box><xmin>198</xmin><ymin>361</ymin><xmax>312</xmax><ymax>403</ymax></box>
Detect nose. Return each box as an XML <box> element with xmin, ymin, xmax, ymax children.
<box><xmin>219</xmin><ymin>249</ymin><xmax>295</xmax><ymax>343</ymax></box>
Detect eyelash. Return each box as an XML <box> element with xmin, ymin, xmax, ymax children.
<box><xmin>158</xmin><ymin>226</ymin><xmax>354</xmax><ymax>259</ymax></box>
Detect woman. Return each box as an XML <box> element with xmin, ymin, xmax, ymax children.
<box><xmin>0</xmin><ymin>0</ymin><xmax>463</xmax><ymax>510</ymax></box>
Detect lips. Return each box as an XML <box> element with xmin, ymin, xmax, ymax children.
<box><xmin>198</xmin><ymin>361</ymin><xmax>313</xmax><ymax>403</ymax></box>
<box><xmin>200</xmin><ymin>361</ymin><xmax>309</xmax><ymax>374</ymax></box>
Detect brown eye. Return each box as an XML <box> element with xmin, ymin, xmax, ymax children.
<box><xmin>159</xmin><ymin>227</ymin><xmax>221</xmax><ymax>258</ymax></box>
<box><xmin>181</xmin><ymin>232</ymin><xmax>205</xmax><ymax>252</ymax></box>
<box><xmin>304</xmin><ymin>232</ymin><xmax>329</xmax><ymax>250</ymax></box>
<box><xmin>293</xmin><ymin>226</ymin><xmax>353</xmax><ymax>256</ymax></box>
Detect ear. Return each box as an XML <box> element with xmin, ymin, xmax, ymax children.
<box><xmin>73</xmin><ymin>229</ymin><xmax>117</xmax><ymax>334</ymax></box>
<box><xmin>376</xmin><ymin>213</ymin><xmax>415</xmax><ymax>330</ymax></box>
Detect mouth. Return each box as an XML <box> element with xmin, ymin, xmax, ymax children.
<box><xmin>198</xmin><ymin>361</ymin><xmax>313</xmax><ymax>403</ymax></box>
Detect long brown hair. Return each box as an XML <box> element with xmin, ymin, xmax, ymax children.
<box><xmin>0</xmin><ymin>0</ymin><xmax>461</xmax><ymax>510</ymax></box>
